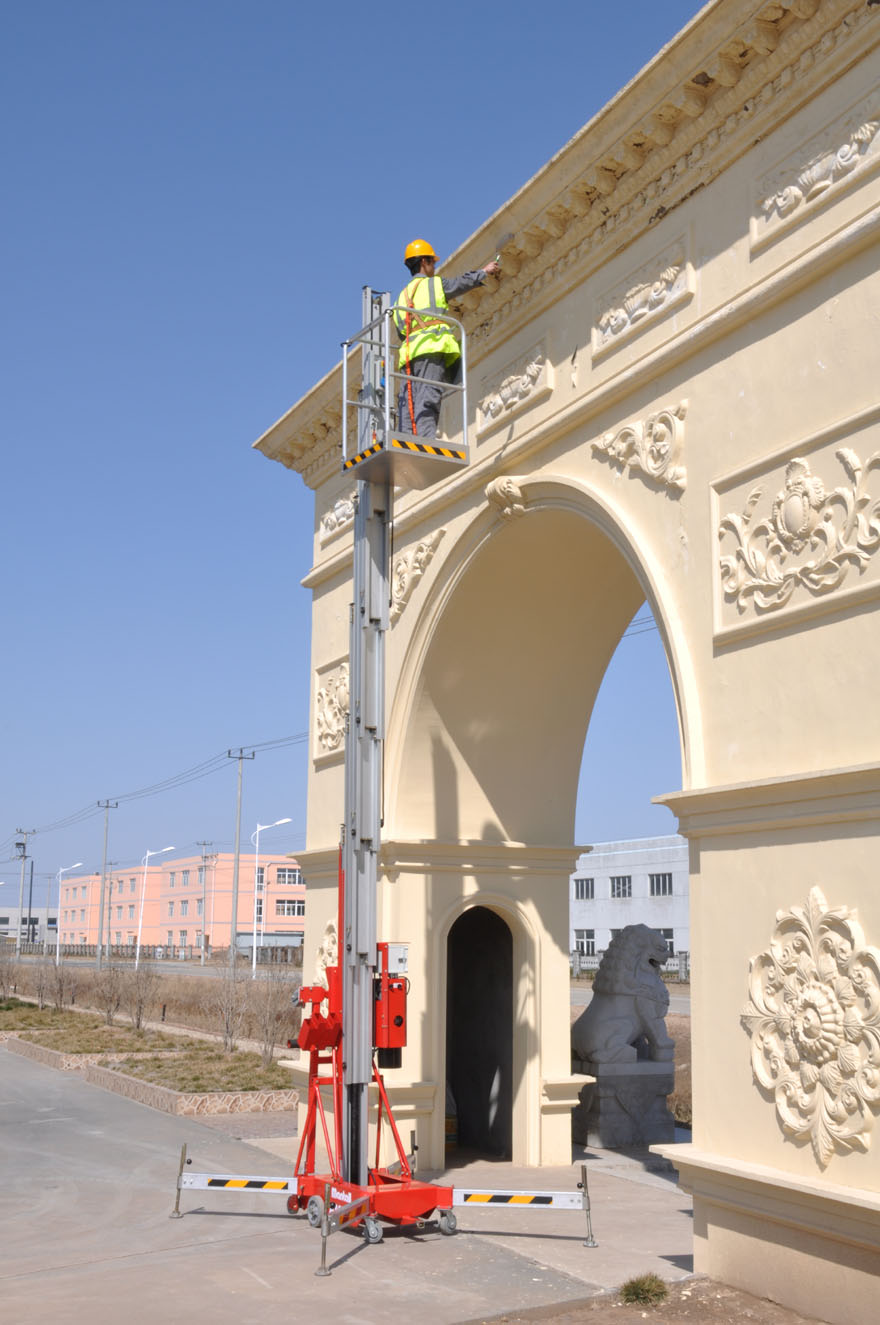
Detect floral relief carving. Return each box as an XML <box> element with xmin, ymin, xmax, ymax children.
<box><xmin>592</xmin><ymin>402</ymin><xmax>687</xmax><ymax>493</ymax></box>
<box><xmin>320</xmin><ymin>492</ymin><xmax>356</xmax><ymax>544</ymax></box>
<box><xmin>315</xmin><ymin>662</ymin><xmax>349</xmax><ymax>756</ymax></box>
<box><xmin>741</xmin><ymin>887</ymin><xmax>880</xmax><ymax>1168</ymax></box>
<box><xmin>485</xmin><ymin>477</ymin><xmax>526</xmax><ymax>520</ymax></box>
<box><xmin>719</xmin><ymin>449</ymin><xmax>880</xmax><ymax>614</ymax></box>
<box><xmin>478</xmin><ymin>344</ymin><xmax>553</xmax><ymax>434</ymax></box>
<box><xmin>762</xmin><ymin>119</ymin><xmax>878</xmax><ymax>222</ymax></box>
<box><xmin>389</xmin><ymin>529</ymin><xmax>445</xmax><ymax>624</ymax></box>
<box><xmin>593</xmin><ymin>247</ymin><xmax>693</xmax><ymax>356</ymax></box>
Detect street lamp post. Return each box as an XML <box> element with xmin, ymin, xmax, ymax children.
<box><xmin>250</xmin><ymin>819</ymin><xmax>291</xmax><ymax>978</ymax></box>
<box><xmin>135</xmin><ymin>846</ymin><xmax>174</xmax><ymax>970</ymax></box>
<box><xmin>55</xmin><ymin>863</ymin><xmax>83</xmax><ymax>966</ymax></box>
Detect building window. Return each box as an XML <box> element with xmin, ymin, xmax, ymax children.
<box><xmin>573</xmin><ymin>877</ymin><xmax>594</xmax><ymax>901</ymax></box>
<box><xmin>276</xmin><ymin>867</ymin><xmax>301</xmax><ymax>886</ymax></box>
<box><xmin>180</xmin><ymin>900</ymin><xmax>188</xmax><ymax>917</ymax></box>
<box><xmin>128</xmin><ymin>905</ymin><xmax>135</xmax><ymax>921</ymax></box>
<box><xmin>117</xmin><ymin>906</ymin><xmax>123</xmax><ymax>921</ymax></box>
<box><xmin>650</xmin><ymin>872</ymin><xmax>673</xmax><ymax>897</ymax></box>
<box><xmin>169</xmin><ymin>873</ymin><xmax>175</xmax><ymax>889</ymax></box>
<box><xmin>197</xmin><ymin>898</ymin><xmax>203</xmax><ymax>916</ymax></box>
<box><xmin>255</xmin><ymin>866</ymin><xmax>265</xmax><ymax>887</ymax></box>
<box><xmin>198</xmin><ymin>866</ymin><xmax>205</xmax><ymax>887</ymax></box>
<box><xmin>167</xmin><ymin>931</ymin><xmax>173</xmax><ymax>946</ymax></box>
<box><xmin>657</xmin><ymin>928</ymin><xmax>675</xmax><ymax>955</ymax></box>
<box><xmin>255</xmin><ymin>899</ymin><xmax>263</xmax><ymax>921</ymax></box>
<box><xmin>610</xmin><ymin>875</ymin><xmax>632</xmax><ymax>898</ymax></box>
<box><xmin>130</xmin><ymin>878</ymin><xmax>136</xmax><ymax>894</ymax></box>
<box><xmin>179</xmin><ymin>931</ymin><xmax>187</xmax><ymax>946</ymax></box>
<box><xmin>181</xmin><ymin>870</ymin><xmax>189</xmax><ymax>887</ymax></box>
<box><xmin>196</xmin><ymin>931</ymin><xmax>203</xmax><ymax>948</ymax></box>
<box><xmin>574</xmin><ymin>928</ymin><xmax>595</xmax><ymax>956</ymax></box>
<box><xmin>276</xmin><ymin>898</ymin><xmax>305</xmax><ymax>917</ymax></box>
<box><xmin>168</xmin><ymin>902</ymin><xmax>174</xmax><ymax>918</ymax></box>
<box><xmin>115</xmin><ymin>931</ymin><xmax>122</xmax><ymax>945</ymax></box>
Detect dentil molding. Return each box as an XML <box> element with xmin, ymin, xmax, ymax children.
<box><xmin>742</xmin><ymin>886</ymin><xmax>880</xmax><ymax>1168</ymax></box>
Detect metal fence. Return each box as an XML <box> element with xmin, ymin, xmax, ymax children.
<box><xmin>570</xmin><ymin>949</ymin><xmax>690</xmax><ymax>981</ymax></box>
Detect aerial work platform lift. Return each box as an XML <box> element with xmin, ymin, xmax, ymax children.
<box><xmin>173</xmin><ymin>288</ymin><xmax>597</xmax><ymax>1257</ymax></box>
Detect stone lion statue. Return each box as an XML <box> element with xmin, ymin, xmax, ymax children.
<box><xmin>571</xmin><ymin>925</ymin><xmax>675</xmax><ymax>1065</ymax></box>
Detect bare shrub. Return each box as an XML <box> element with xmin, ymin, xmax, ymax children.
<box><xmin>93</xmin><ymin>964</ymin><xmax>125</xmax><ymax>1025</ymax></box>
<box><xmin>122</xmin><ymin>966</ymin><xmax>160</xmax><ymax>1030</ymax></box>
<box><xmin>213</xmin><ymin>965</ymin><xmax>248</xmax><ymax>1052</ymax></box>
<box><xmin>247</xmin><ymin>969</ymin><xmax>299</xmax><ymax>1067</ymax></box>
<box><xmin>31</xmin><ymin>958</ymin><xmax>52</xmax><ymax>1010</ymax></box>
<box><xmin>0</xmin><ymin>947</ymin><xmax>18</xmax><ymax>999</ymax></box>
<box><xmin>50</xmin><ymin>961</ymin><xmax>77</xmax><ymax>1011</ymax></box>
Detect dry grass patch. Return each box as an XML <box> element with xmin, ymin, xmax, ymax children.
<box><xmin>0</xmin><ymin>1003</ymin><xmax>104</xmax><ymax>1034</ymax></box>
<box><xmin>20</xmin><ymin>1026</ymin><xmax>207</xmax><ymax>1055</ymax></box>
<box><xmin>114</xmin><ymin>1047</ymin><xmax>295</xmax><ymax>1093</ymax></box>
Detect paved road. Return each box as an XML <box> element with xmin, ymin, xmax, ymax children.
<box><xmin>0</xmin><ymin>1046</ymin><xmax>693</xmax><ymax>1324</ymax></box>
<box><xmin>571</xmin><ymin>984</ymin><xmax>691</xmax><ymax>1016</ymax></box>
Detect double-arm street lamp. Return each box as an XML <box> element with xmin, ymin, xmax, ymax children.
<box><xmin>250</xmin><ymin>818</ymin><xmax>291</xmax><ymax>978</ymax></box>
<box><xmin>135</xmin><ymin>846</ymin><xmax>174</xmax><ymax>970</ymax></box>
<box><xmin>55</xmin><ymin>862</ymin><xmax>83</xmax><ymax>965</ymax></box>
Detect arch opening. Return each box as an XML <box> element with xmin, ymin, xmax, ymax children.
<box><xmin>446</xmin><ymin>906</ymin><xmax>513</xmax><ymax>1158</ymax></box>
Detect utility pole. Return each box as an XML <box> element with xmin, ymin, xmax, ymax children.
<box><xmin>14</xmin><ymin>830</ymin><xmax>34</xmax><ymax>958</ymax></box>
<box><xmin>226</xmin><ymin>749</ymin><xmax>255</xmax><ymax>968</ymax></box>
<box><xmin>95</xmin><ymin>801</ymin><xmax>118</xmax><ymax>968</ymax></box>
<box><xmin>196</xmin><ymin>841</ymin><xmax>214</xmax><ymax>967</ymax></box>
<box><xmin>26</xmin><ymin>859</ymin><xmax>34</xmax><ymax>944</ymax></box>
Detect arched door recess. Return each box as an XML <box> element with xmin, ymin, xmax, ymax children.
<box><xmin>446</xmin><ymin>906</ymin><xmax>513</xmax><ymax>1158</ymax></box>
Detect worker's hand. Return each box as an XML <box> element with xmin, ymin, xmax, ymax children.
<box><xmin>482</xmin><ymin>260</ymin><xmax>501</xmax><ymax>277</ymax></box>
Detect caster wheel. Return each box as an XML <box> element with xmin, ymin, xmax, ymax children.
<box><xmin>306</xmin><ymin>1195</ymin><xmax>325</xmax><ymax>1228</ymax></box>
<box><xmin>439</xmin><ymin>1210</ymin><xmax>457</xmax><ymax>1235</ymax></box>
<box><xmin>286</xmin><ymin>1194</ymin><xmax>298</xmax><ymax>1215</ymax></box>
<box><xmin>363</xmin><ymin>1216</ymin><xmax>383</xmax><ymax>1244</ymax></box>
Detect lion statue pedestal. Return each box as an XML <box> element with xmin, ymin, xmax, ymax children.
<box><xmin>571</xmin><ymin>924</ymin><xmax>676</xmax><ymax>1148</ymax></box>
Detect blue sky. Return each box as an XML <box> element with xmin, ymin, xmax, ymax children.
<box><xmin>1</xmin><ymin>0</ymin><xmax>701</xmax><ymax>904</ymax></box>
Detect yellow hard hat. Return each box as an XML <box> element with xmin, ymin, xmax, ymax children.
<box><xmin>404</xmin><ymin>238</ymin><xmax>437</xmax><ymax>263</ymax></box>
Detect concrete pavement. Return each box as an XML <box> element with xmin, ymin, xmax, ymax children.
<box><xmin>0</xmin><ymin>1044</ymin><xmax>693</xmax><ymax>1324</ymax></box>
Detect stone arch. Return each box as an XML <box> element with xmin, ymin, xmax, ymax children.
<box><xmin>387</xmin><ymin>475</ymin><xmax>699</xmax><ymax>844</ymax></box>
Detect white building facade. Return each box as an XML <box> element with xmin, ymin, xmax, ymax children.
<box><xmin>570</xmin><ymin>835</ymin><xmax>689</xmax><ymax>959</ymax></box>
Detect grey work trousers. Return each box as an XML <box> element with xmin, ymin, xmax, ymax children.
<box><xmin>397</xmin><ymin>352</ymin><xmax>461</xmax><ymax>439</ymax></box>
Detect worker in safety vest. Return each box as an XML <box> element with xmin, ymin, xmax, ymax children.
<box><xmin>394</xmin><ymin>239</ymin><xmax>500</xmax><ymax>438</ymax></box>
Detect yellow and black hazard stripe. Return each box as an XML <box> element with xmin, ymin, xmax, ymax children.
<box><xmin>391</xmin><ymin>437</ymin><xmax>465</xmax><ymax>461</ymax></box>
<box><xmin>207</xmin><ymin>1178</ymin><xmax>290</xmax><ymax>1190</ymax></box>
<box><xmin>343</xmin><ymin>441</ymin><xmax>383</xmax><ymax>471</ymax></box>
<box><xmin>459</xmin><ymin>1192</ymin><xmax>553</xmax><ymax>1205</ymax></box>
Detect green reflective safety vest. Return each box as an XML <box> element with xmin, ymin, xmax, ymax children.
<box><xmin>393</xmin><ymin>276</ymin><xmax>460</xmax><ymax>368</ymax></box>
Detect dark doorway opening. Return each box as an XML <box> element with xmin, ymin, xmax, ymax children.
<box><xmin>446</xmin><ymin>906</ymin><xmax>513</xmax><ymax>1158</ymax></box>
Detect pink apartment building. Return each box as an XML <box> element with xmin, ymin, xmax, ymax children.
<box><xmin>59</xmin><ymin>853</ymin><xmax>305</xmax><ymax>954</ymax></box>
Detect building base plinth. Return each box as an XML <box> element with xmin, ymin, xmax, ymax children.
<box><xmin>653</xmin><ymin>1144</ymin><xmax>880</xmax><ymax>1325</ymax></box>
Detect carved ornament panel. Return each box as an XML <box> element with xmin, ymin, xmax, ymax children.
<box><xmin>752</xmin><ymin>92</ymin><xmax>880</xmax><ymax>252</ymax></box>
<box><xmin>742</xmin><ymin>887</ymin><xmax>880</xmax><ymax>1169</ymax></box>
<box><xmin>477</xmin><ymin>341</ymin><xmax>554</xmax><ymax>437</ymax></box>
<box><xmin>319</xmin><ymin>491</ymin><xmax>356</xmax><ymax>545</ymax></box>
<box><xmin>592</xmin><ymin>402</ymin><xmax>687</xmax><ymax>494</ymax></box>
<box><xmin>592</xmin><ymin>239</ymin><xmax>695</xmax><ymax>359</ymax></box>
<box><xmin>314</xmin><ymin>659</ymin><xmax>349</xmax><ymax>763</ymax></box>
<box><xmin>714</xmin><ymin>407</ymin><xmax>880</xmax><ymax>641</ymax></box>
<box><xmin>389</xmin><ymin>529</ymin><xmax>445</xmax><ymax>625</ymax></box>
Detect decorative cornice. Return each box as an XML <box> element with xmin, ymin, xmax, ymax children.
<box><xmin>253</xmin><ymin>0</ymin><xmax>878</xmax><ymax>485</ymax></box>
